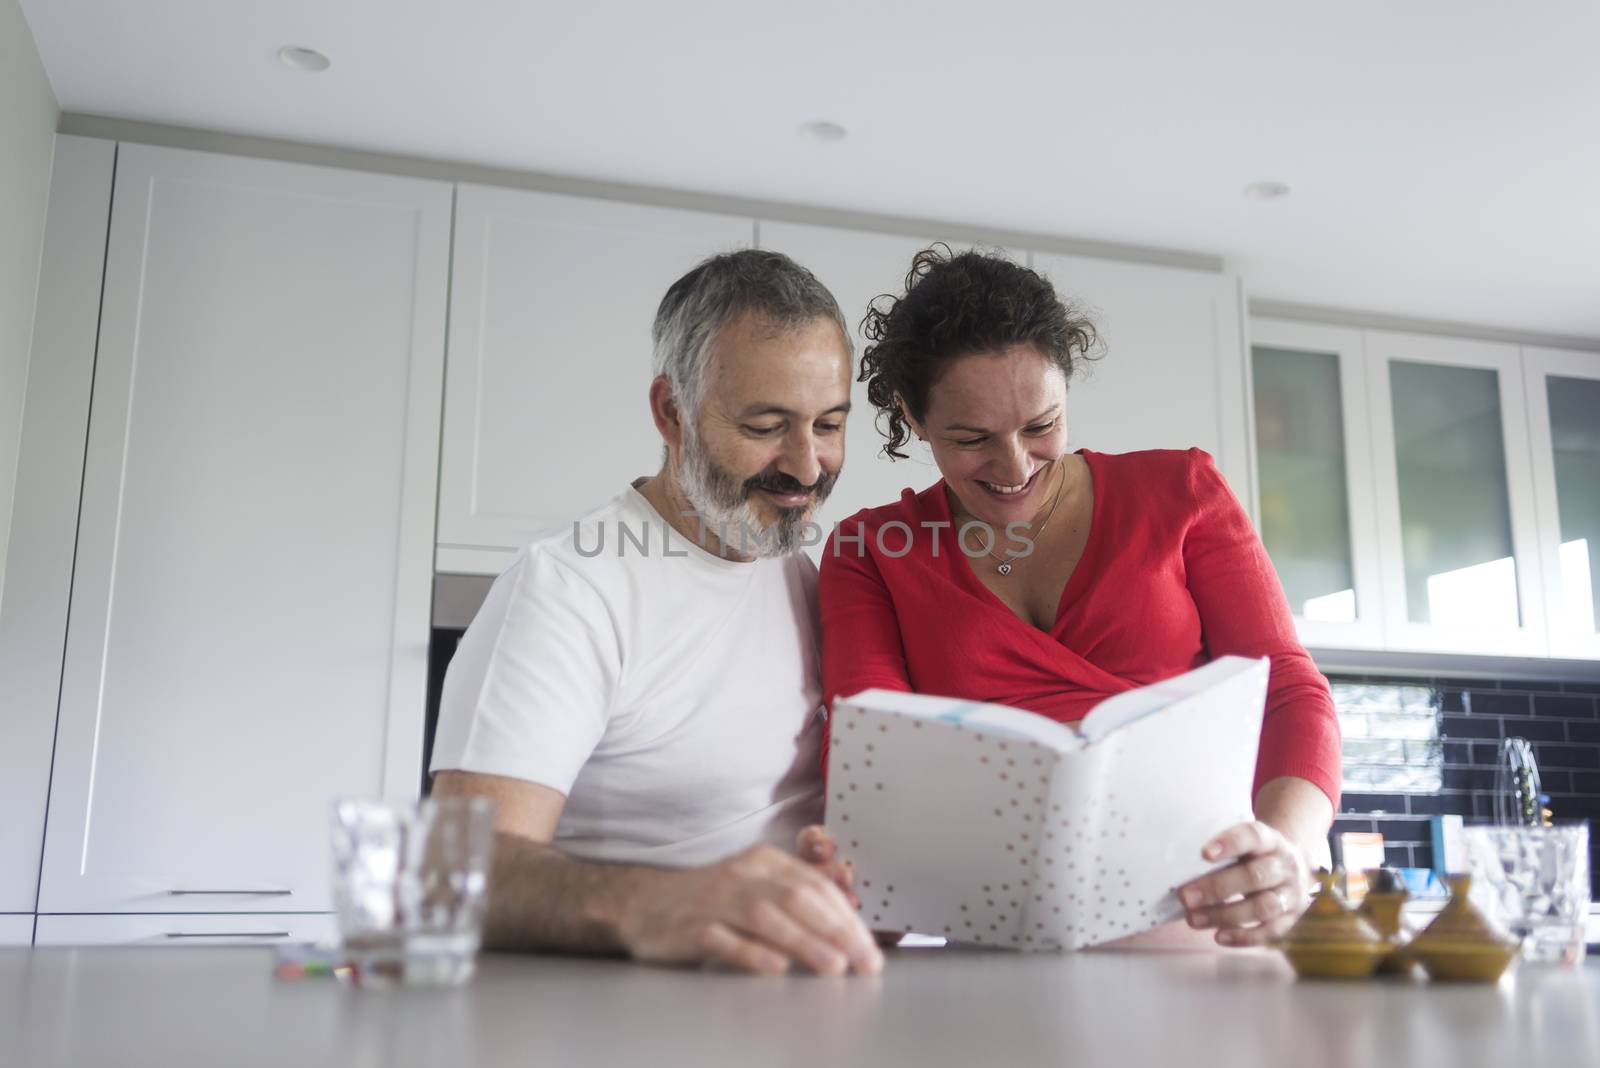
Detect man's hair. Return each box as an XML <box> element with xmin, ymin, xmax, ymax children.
<box><xmin>652</xmin><ymin>249</ymin><xmax>851</xmax><ymax>425</ymax></box>
<box><xmin>860</xmin><ymin>245</ymin><xmax>1101</xmax><ymax>460</ymax></box>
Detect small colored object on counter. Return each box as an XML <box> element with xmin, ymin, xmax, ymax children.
<box><xmin>1274</xmin><ymin>869</ymin><xmax>1393</xmax><ymax>979</ymax></box>
<box><xmin>1405</xmin><ymin>874</ymin><xmax>1520</xmax><ymax>982</ymax></box>
<box><xmin>272</xmin><ymin>942</ymin><xmax>357</xmax><ymax>983</ymax></box>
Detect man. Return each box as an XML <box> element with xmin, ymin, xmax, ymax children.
<box><xmin>431</xmin><ymin>249</ymin><xmax>882</xmax><ymax>976</ymax></box>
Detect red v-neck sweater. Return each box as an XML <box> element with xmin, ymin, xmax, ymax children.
<box><xmin>818</xmin><ymin>447</ymin><xmax>1342</xmax><ymax>808</ymax></box>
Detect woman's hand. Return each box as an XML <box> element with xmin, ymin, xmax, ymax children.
<box><xmin>1175</xmin><ymin>819</ymin><xmax>1314</xmax><ymax>947</ymax></box>
<box><xmin>796</xmin><ymin>824</ymin><xmax>858</xmax><ymax>908</ymax></box>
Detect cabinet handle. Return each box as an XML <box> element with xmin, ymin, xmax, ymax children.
<box><xmin>165</xmin><ymin>931</ymin><xmax>292</xmax><ymax>939</ymax></box>
<box><xmin>167</xmin><ymin>889</ymin><xmax>293</xmax><ymax>896</ymax></box>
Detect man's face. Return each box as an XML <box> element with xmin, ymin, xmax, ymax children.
<box><xmin>676</xmin><ymin>311</ymin><xmax>852</xmax><ymax>557</ymax></box>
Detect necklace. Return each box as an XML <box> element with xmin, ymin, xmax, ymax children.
<box><xmin>960</xmin><ymin>462</ymin><xmax>1068</xmax><ymax>576</ymax></box>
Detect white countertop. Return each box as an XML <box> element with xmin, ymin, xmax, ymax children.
<box><xmin>3</xmin><ymin>943</ymin><xmax>1595</xmax><ymax>1067</ymax></box>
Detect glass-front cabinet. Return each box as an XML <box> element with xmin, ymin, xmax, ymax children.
<box><xmin>1250</xmin><ymin>320</ymin><xmax>1600</xmax><ymax>661</ymax></box>
<box><xmin>1249</xmin><ymin>320</ymin><xmax>1384</xmax><ymax>648</ymax></box>
<box><xmin>1364</xmin><ymin>331</ymin><xmax>1545</xmax><ymax>655</ymax></box>
<box><xmin>1525</xmin><ymin>346</ymin><xmax>1600</xmax><ymax>658</ymax></box>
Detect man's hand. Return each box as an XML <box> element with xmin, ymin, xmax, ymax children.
<box><xmin>617</xmin><ymin>843</ymin><xmax>884</xmax><ymax>976</ymax></box>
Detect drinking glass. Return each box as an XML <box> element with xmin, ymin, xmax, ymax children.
<box><xmin>331</xmin><ymin>796</ymin><xmax>497</xmax><ymax>987</ymax></box>
<box><xmin>1462</xmin><ymin>823</ymin><xmax>1590</xmax><ymax>966</ymax></box>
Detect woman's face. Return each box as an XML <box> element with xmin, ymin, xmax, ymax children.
<box><xmin>907</xmin><ymin>344</ymin><xmax>1070</xmax><ymax>529</ymax></box>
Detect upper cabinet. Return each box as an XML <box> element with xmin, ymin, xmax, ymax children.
<box><xmin>438</xmin><ymin>208</ymin><xmax>1252</xmax><ymax>571</ymax></box>
<box><xmin>1031</xmin><ymin>254</ymin><xmax>1252</xmax><ymax>508</ymax></box>
<box><xmin>1252</xmin><ymin>317</ymin><xmax>1600</xmax><ymax>661</ymax></box>
<box><xmin>1524</xmin><ymin>346</ymin><xmax>1600</xmax><ymax>659</ymax></box>
<box><xmin>1249</xmin><ymin>320</ymin><xmax>1384</xmax><ymax>649</ymax></box>
<box><xmin>1365</xmin><ymin>331</ymin><xmax>1544</xmax><ymax>656</ymax></box>
<box><xmin>436</xmin><ymin>186</ymin><xmax>753</xmax><ymax>573</ymax></box>
<box><xmin>37</xmin><ymin>145</ymin><xmax>449</xmax><ymax>913</ymax></box>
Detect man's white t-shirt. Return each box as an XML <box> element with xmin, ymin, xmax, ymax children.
<box><xmin>430</xmin><ymin>484</ymin><xmax>825</xmax><ymax>868</ymax></box>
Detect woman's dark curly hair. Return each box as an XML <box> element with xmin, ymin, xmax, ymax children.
<box><xmin>859</xmin><ymin>245</ymin><xmax>1101</xmax><ymax>460</ymax></box>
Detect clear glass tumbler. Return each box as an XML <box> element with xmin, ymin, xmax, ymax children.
<box><xmin>1462</xmin><ymin>822</ymin><xmax>1591</xmax><ymax>966</ymax></box>
<box><xmin>331</xmin><ymin>796</ymin><xmax>497</xmax><ymax>987</ymax></box>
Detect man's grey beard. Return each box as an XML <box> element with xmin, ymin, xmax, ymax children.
<box><xmin>675</xmin><ymin>429</ymin><xmax>834</xmax><ymax>559</ymax></box>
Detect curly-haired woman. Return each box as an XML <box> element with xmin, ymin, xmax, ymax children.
<box><xmin>805</xmin><ymin>246</ymin><xmax>1342</xmax><ymax>949</ymax></box>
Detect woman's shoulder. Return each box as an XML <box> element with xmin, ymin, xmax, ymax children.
<box><xmin>1087</xmin><ymin>447</ymin><xmax>1230</xmax><ymax>521</ymax></box>
<box><xmin>1087</xmin><ymin>445</ymin><xmax>1217</xmax><ymax>478</ymax></box>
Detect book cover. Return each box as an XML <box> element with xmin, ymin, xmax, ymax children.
<box><xmin>825</xmin><ymin>656</ymin><xmax>1269</xmax><ymax>950</ymax></box>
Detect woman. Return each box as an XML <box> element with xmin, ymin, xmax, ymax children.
<box><xmin>810</xmin><ymin>247</ymin><xmax>1341</xmax><ymax>948</ymax></box>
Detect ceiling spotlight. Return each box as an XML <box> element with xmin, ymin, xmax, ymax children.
<box><xmin>1242</xmin><ymin>180</ymin><xmax>1291</xmax><ymax>201</ymax></box>
<box><xmin>801</xmin><ymin>120</ymin><xmax>848</xmax><ymax>143</ymax></box>
<box><xmin>277</xmin><ymin>46</ymin><xmax>331</xmax><ymax>73</ymax></box>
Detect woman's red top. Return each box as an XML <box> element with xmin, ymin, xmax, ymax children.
<box><xmin>818</xmin><ymin>447</ymin><xmax>1342</xmax><ymax>808</ymax></box>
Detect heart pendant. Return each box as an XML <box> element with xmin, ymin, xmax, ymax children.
<box><xmin>997</xmin><ymin>562</ymin><xmax>1013</xmax><ymax>575</ymax></box>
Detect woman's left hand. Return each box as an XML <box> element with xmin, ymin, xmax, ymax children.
<box><xmin>1175</xmin><ymin>819</ymin><xmax>1314</xmax><ymax>947</ymax></box>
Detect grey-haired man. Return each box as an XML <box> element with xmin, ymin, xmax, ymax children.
<box><xmin>431</xmin><ymin>250</ymin><xmax>881</xmax><ymax>976</ymax></box>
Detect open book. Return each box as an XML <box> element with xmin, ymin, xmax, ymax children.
<box><xmin>824</xmin><ymin>656</ymin><xmax>1269</xmax><ymax>951</ymax></box>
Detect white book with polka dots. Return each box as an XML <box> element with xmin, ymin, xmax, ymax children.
<box><xmin>825</xmin><ymin>655</ymin><xmax>1269</xmax><ymax>950</ymax></box>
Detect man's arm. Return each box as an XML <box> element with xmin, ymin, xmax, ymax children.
<box><xmin>432</xmin><ymin>770</ymin><xmax>883</xmax><ymax>975</ymax></box>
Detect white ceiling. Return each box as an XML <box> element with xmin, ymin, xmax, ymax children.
<box><xmin>19</xmin><ymin>0</ymin><xmax>1600</xmax><ymax>338</ymax></box>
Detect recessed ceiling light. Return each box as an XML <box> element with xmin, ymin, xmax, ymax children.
<box><xmin>801</xmin><ymin>120</ymin><xmax>848</xmax><ymax>143</ymax></box>
<box><xmin>1242</xmin><ymin>180</ymin><xmax>1291</xmax><ymax>201</ymax></box>
<box><xmin>278</xmin><ymin>46</ymin><xmax>331</xmax><ymax>73</ymax></box>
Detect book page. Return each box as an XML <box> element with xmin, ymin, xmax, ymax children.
<box><xmin>827</xmin><ymin>658</ymin><xmax>1270</xmax><ymax>951</ymax></box>
<box><xmin>826</xmin><ymin>696</ymin><xmax>1064</xmax><ymax>947</ymax></box>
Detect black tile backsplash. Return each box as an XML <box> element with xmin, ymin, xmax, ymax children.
<box><xmin>1328</xmin><ymin>673</ymin><xmax>1600</xmax><ymax>895</ymax></box>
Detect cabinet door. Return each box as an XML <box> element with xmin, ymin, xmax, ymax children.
<box><xmin>1524</xmin><ymin>346</ymin><xmax>1600</xmax><ymax>659</ymax></box>
<box><xmin>1030</xmin><ymin>253</ymin><xmax>1252</xmax><ymax>512</ymax></box>
<box><xmin>1365</xmin><ymin>331</ymin><xmax>1545</xmax><ymax>655</ymax></box>
<box><xmin>755</xmin><ymin>223</ymin><xmax>1004</xmax><ymax>541</ymax></box>
<box><xmin>37</xmin><ymin>145</ymin><xmax>450</xmax><ymax>913</ymax></box>
<box><xmin>0</xmin><ymin>137</ymin><xmax>114</xmax><ymax>912</ymax></box>
<box><xmin>436</xmin><ymin>185</ymin><xmax>753</xmax><ymax>574</ymax></box>
<box><xmin>34</xmin><ymin>913</ymin><xmax>336</xmax><ymax>947</ymax></box>
<box><xmin>1249</xmin><ymin>319</ymin><xmax>1385</xmax><ymax>649</ymax></box>
<box><xmin>0</xmin><ymin>917</ymin><xmax>32</xmax><ymax>946</ymax></box>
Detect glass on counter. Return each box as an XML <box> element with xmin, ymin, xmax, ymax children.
<box><xmin>331</xmin><ymin>795</ymin><xmax>497</xmax><ymax>988</ymax></box>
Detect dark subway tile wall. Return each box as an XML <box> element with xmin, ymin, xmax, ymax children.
<box><xmin>1329</xmin><ymin>674</ymin><xmax>1600</xmax><ymax>896</ymax></box>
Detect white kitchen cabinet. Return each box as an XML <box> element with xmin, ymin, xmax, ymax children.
<box><xmin>0</xmin><ymin>137</ymin><xmax>114</xmax><ymax>913</ymax></box>
<box><xmin>1249</xmin><ymin>319</ymin><xmax>1385</xmax><ymax>650</ymax></box>
<box><xmin>435</xmin><ymin>185</ymin><xmax>754</xmax><ymax>573</ymax></box>
<box><xmin>1524</xmin><ymin>345</ymin><xmax>1600</xmax><ymax>659</ymax></box>
<box><xmin>34</xmin><ymin>913</ymin><xmax>337</xmax><ymax>947</ymax></box>
<box><xmin>0</xmin><ymin>916</ymin><xmax>32</xmax><ymax>946</ymax></box>
<box><xmin>1030</xmin><ymin>253</ymin><xmax>1252</xmax><ymax>512</ymax></box>
<box><xmin>754</xmin><ymin>222</ymin><xmax>997</xmax><ymax>537</ymax></box>
<box><xmin>1365</xmin><ymin>331</ymin><xmax>1546</xmax><ymax>656</ymax></box>
<box><xmin>36</xmin><ymin>144</ymin><xmax>450</xmax><ymax>914</ymax></box>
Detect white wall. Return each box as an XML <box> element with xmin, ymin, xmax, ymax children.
<box><xmin>0</xmin><ymin>0</ymin><xmax>59</xmax><ymax>609</ymax></box>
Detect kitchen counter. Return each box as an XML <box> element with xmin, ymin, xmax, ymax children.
<box><xmin>3</xmin><ymin>944</ymin><xmax>1596</xmax><ymax>1067</ymax></box>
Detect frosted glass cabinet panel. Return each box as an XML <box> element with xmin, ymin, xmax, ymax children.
<box><xmin>1525</xmin><ymin>346</ymin><xmax>1600</xmax><ymax>657</ymax></box>
<box><xmin>1389</xmin><ymin>360</ymin><xmax>1519</xmax><ymax>626</ymax></box>
<box><xmin>1249</xmin><ymin>320</ymin><xmax>1383</xmax><ymax>649</ymax></box>
<box><xmin>1255</xmin><ymin>348</ymin><xmax>1354</xmax><ymax>614</ymax></box>
<box><xmin>1366</xmin><ymin>331</ymin><xmax>1544</xmax><ymax>655</ymax></box>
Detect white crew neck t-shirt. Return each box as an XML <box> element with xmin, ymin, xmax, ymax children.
<box><xmin>430</xmin><ymin>484</ymin><xmax>825</xmax><ymax>869</ymax></box>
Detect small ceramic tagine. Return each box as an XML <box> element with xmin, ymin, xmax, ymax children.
<box><xmin>1273</xmin><ymin>869</ymin><xmax>1391</xmax><ymax>979</ymax></box>
<box><xmin>1406</xmin><ymin>873</ymin><xmax>1520</xmax><ymax>982</ymax></box>
<box><xmin>1357</xmin><ymin>867</ymin><xmax>1415</xmax><ymax>975</ymax></box>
